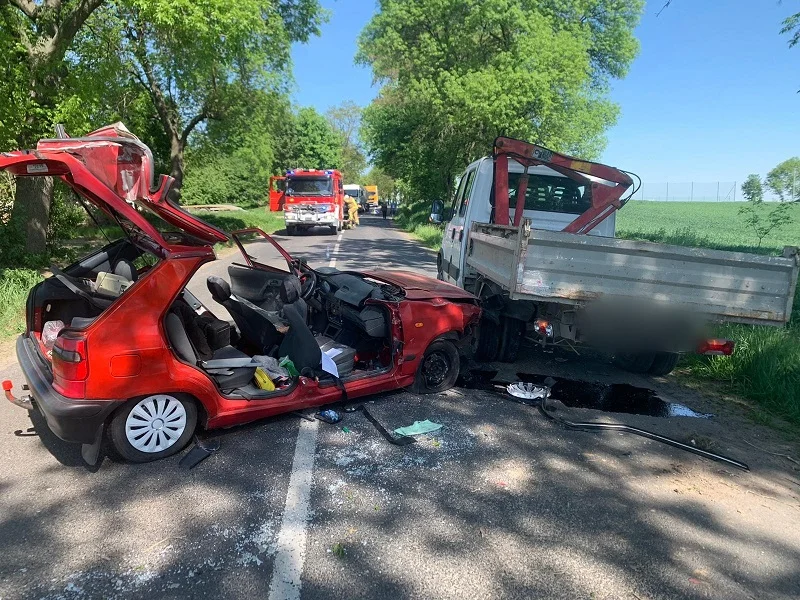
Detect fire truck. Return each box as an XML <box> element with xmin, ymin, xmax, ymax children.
<box><xmin>283</xmin><ymin>169</ymin><xmax>345</xmax><ymax>235</ymax></box>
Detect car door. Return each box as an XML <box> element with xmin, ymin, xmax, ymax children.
<box><xmin>441</xmin><ymin>174</ymin><xmax>468</xmax><ymax>283</ymax></box>
<box><xmin>448</xmin><ymin>168</ymin><xmax>477</xmax><ymax>286</ymax></box>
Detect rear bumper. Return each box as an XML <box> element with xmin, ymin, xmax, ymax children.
<box><xmin>15</xmin><ymin>335</ymin><xmax>122</xmax><ymax>444</ymax></box>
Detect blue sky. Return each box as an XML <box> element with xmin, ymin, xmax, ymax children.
<box><xmin>291</xmin><ymin>0</ymin><xmax>800</xmax><ymax>185</ymax></box>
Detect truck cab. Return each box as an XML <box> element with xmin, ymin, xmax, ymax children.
<box><xmin>437</xmin><ymin>157</ymin><xmax>616</xmax><ymax>287</ymax></box>
<box><xmin>283</xmin><ymin>169</ymin><xmax>345</xmax><ymax>235</ymax></box>
<box><xmin>343</xmin><ymin>184</ymin><xmax>367</xmax><ymax>212</ymax></box>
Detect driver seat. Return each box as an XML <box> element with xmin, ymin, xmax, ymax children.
<box><xmin>278</xmin><ymin>275</ymin><xmax>356</xmax><ymax>378</ymax></box>
<box><xmin>207</xmin><ymin>276</ymin><xmax>281</xmax><ymax>355</ymax></box>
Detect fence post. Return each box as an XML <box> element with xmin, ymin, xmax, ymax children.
<box><xmin>716</xmin><ymin>181</ymin><xmax>720</xmax><ymax>202</ymax></box>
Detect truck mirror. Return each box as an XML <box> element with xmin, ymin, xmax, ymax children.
<box><xmin>430</xmin><ymin>200</ymin><xmax>444</xmax><ymax>224</ymax></box>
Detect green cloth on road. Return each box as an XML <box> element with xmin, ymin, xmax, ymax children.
<box><xmin>393</xmin><ymin>420</ymin><xmax>442</xmax><ymax>437</ymax></box>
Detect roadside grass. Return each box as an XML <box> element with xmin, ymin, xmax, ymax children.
<box><xmin>0</xmin><ymin>269</ymin><xmax>42</xmax><ymax>338</ymax></box>
<box><xmin>618</xmin><ymin>201</ymin><xmax>800</xmax><ymax>425</ymax></box>
<box><xmin>0</xmin><ymin>207</ymin><xmax>283</xmax><ymax>341</ymax></box>
<box><xmin>411</xmin><ymin>223</ymin><xmax>444</xmax><ymax>249</ymax></box>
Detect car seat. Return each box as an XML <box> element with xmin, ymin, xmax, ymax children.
<box><xmin>165</xmin><ymin>308</ymin><xmax>256</xmax><ymax>392</ymax></box>
<box><xmin>278</xmin><ymin>275</ymin><xmax>356</xmax><ymax>378</ymax></box>
<box><xmin>207</xmin><ymin>276</ymin><xmax>281</xmax><ymax>355</ymax></box>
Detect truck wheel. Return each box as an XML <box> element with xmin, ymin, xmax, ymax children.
<box><xmin>474</xmin><ymin>321</ymin><xmax>501</xmax><ymax>362</ymax></box>
<box><xmin>286</xmin><ymin>225</ymin><xmax>296</xmax><ymax>236</ymax></box>
<box><xmin>109</xmin><ymin>394</ymin><xmax>197</xmax><ymax>463</ymax></box>
<box><xmin>499</xmin><ymin>317</ymin><xmax>526</xmax><ymax>362</ymax></box>
<box><xmin>614</xmin><ymin>352</ymin><xmax>656</xmax><ymax>374</ymax></box>
<box><xmin>411</xmin><ymin>339</ymin><xmax>460</xmax><ymax>394</ymax></box>
<box><xmin>436</xmin><ymin>254</ymin><xmax>444</xmax><ymax>281</ymax></box>
<box><xmin>648</xmin><ymin>352</ymin><xmax>681</xmax><ymax>376</ymax></box>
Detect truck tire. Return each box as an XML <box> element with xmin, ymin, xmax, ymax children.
<box><xmin>436</xmin><ymin>253</ymin><xmax>444</xmax><ymax>281</ymax></box>
<box><xmin>286</xmin><ymin>225</ymin><xmax>297</xmax><ymax>236</ymax></box>
<box><xmin>614</xmin><ymin>352</ymin><xmax>656</xmax><ymax>373</ymax></box>
<box><xmin>474</xmin><ymin>321</ymin><xmax>501</xmax><ymax>362</ymax></box>
<box><xmin>648</xmin><ymin>352</ymin><xmax>681</xmax><ymax>376</ymax></box>
<box><xmin>498</xmin><ymin>316</ymin><xmax>526</xmax><ymax>362</ymax></box>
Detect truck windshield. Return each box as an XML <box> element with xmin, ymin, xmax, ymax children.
<box><xmin>508</xmin><ymin>173</ymin><xmax>590</xmax><ymax>215</ymax></box>
<box><xmin>287</xmin><ymin>177</ymin><xmax>332</xmax><ymax>196</ymax></box>
<box><xmin>344</xmin><ymin>189</ymin><xmax>361</xmax><ymax>198</ymax></box>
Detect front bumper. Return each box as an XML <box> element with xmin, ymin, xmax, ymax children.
<box><xmin>15</xmin><ymin>335</ymin><xmax>122</xmax><ymax>444</ymax></box>
<box><xmin>285</xmin><ymin>209</ymin><xmax>339</xmax><ymax>226</ymax></box>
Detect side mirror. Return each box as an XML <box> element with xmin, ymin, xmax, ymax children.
<box><xmin>429</xmin><ymin>200</ymin><xmax>445</xmax><ymax>224</ymax></box>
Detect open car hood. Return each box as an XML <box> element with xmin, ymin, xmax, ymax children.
<box><xmin>0</xmin><ymin>123</ymin><xmax>228</xmax><ymax>247</ymax></box>
<box><xmin>366</xmin><ymin>269</ymin><xmax>478</xmax><ymax>301</ymax></box>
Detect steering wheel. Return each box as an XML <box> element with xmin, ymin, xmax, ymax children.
<box><xmin>298</xmin><ymin>269</ymin><xmax>317</xmax><ymax>300</ymax></box>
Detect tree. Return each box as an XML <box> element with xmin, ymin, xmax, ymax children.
<box><xmin>1</xmin><ymin>0</ymin><xmax>109</xmax><ymax>254</ymax></box>
<box><xmin>739</xmin><ymin>174</ymin><xmax>792</xmax><ymax>248</ymax></box>
<box><xmin>326</xmin><ymin>101</ymin><xmax>367</xmax><ymax>182</ymax></box>
<box><xmin>108</xmin><ymin>0</ymin><xmax>324</xmax><ymax>198</ymax></box>
<box><xmin>278</xmin><ymin>107</ymin><xmax>342</xmax><ymax>170</ymax></box>
<box><xmin>357</xmin><ymin>0</ymin><xmax>643</xmax><ymax>220</ymax></box>
<box><xmin>765</xmin><ymin>157</ymin><xmax>800</xmax><ymax>203</ymax></box>
<box><xmin>361</xmin><ymin>166</ymin><xmax>396</xmax><ymax>201</ymax></box>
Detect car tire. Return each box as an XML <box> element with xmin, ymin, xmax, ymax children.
<box><xmin>498</xmin><ymin>316</ymin><xmax>526</xmax><ymax>363</ymax></box>
<box><xmin>286</xmin><ymin>225</ymin><xmax>296</xmax><ymax>236</ymax></box>
<box><xmin>411</xmin><ymin>339</ymin><xmax>460</xmax><ymax>394</ymax></box>
<box><xmin>614</xmin><ymin>352</ymin><xmax>656</xmax><ymax>374</ymax></box>
<box><xmin>109</xmin><ymin>394</ymin><xmax>197</xmax><ymax>463</ymax></box>
<box><xmin>648</xmin><ymin>352</ymin><xmax>681</xmax><ymax>376</ymax></box>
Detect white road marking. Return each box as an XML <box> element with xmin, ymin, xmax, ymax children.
<box><xmin>337</xmin><ymin>233</ymin><xmax>343</xmax><ymax>242</ymax></box>
<box><xmin>268</xmin><ymin>417</ymin><xmax>319</xmax><ymax>600</ymax></box>
<box><xmin>329</xmin><ymin>242</ymin><xmax>340</xmax><ymax>268</ymax></box>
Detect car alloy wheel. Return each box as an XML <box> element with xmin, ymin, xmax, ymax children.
<box><xmin>124</xmin><ymin>394</ymin><xmax>187</xmax><ymax>453</ymax></box>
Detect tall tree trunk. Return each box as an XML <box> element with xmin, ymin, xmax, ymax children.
<box><xmin>169</xmin><ymin>137</ymin><xmax>185</xmax><ymax>201</ymax></box>
<box><xmin>9</xmin><ymin>176</ymin><xmax>54</xmax><ymax>255</ymax></box>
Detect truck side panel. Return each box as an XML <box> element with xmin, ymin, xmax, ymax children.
<box><xmin>467</xmin><ymin>223</ymin><xmax>799</xmax><ymax>326</ymax></box>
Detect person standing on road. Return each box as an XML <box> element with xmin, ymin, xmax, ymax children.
<box><xmin>345</xmin><ymin>194</ymin><xmax>360</xmax><ymax>228</ymax></box>
<box><xmin>389</xmin><ymin>199</ymin><xmax>397</xmax><ymax>218</ymax></box>
<box><xmin>381</xmin><ymin>200</ymin><xmax>388</xmax><ymax>220</ymax></box>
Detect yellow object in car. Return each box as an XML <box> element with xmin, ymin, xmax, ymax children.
<box><xmin>254</xmin><ymin>367</ymin><xmax>275</xmax><ymax>391</ymax></box>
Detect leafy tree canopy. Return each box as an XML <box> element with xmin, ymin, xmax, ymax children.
<box><xmin>766</xmin><ymin>157</ymin><xmax>800</xmax><ymax>203</ymax></box>
<box><xmin>357</xmin><ymin>0</ymin><xmax>643</xmax><ymax>214</ymax></box>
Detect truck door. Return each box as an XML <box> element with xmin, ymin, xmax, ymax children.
<box><xmin>448</xmin><ymin>167</ymin><xmax>477</xmax><ymax>286</ymax></box>
<box><xmin>441</xmin><ymin>173</ymin><xmax>468</xmax><ymax>283</ymax></box>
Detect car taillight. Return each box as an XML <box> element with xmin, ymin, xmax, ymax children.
<box><xmin>697</xmin><ymin>338</ymin><xmax>735</xmax><ymax>356</ymax></box>
<box><xmin>52</xmin><ymin>333</ymin><xmax>88</xmax><ymax>398</ymax></box>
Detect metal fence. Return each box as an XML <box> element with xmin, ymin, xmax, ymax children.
<box><xmin>631</xmin><ymin>182</ymin><xmax>745</xmax><ymax>202</ymax></box>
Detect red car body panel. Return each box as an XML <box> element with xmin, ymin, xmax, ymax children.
<box><xmin>2</xmin><ymin>124</ymin><xmax>481</xmax><ymax>447</ymax></box>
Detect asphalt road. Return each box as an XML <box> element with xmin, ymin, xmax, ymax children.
<box><xmin>1</xmin><ymin>214</ymin><xmax>798</xmax><ymax>600</ymax></box>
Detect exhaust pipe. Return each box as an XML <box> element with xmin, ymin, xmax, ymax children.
<box><xmin>2</xmin><ymin>380</ymin><xmax>34</xmax><ymax>411</ymax></box>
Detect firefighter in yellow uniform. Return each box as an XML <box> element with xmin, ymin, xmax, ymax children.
<box><xmin>345</xmin><ymin>195</ymin><xmax>360</xmax><ymax>228</ymax></box>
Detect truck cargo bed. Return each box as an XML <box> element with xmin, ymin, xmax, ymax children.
<box><xmin>466</xmin><ymin>222</ymin><xmax>799</xmax><ymax>326</ymax></box>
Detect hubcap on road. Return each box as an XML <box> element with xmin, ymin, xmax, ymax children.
<box><xmin>125</xmin><ymin>395</ymin><xmax>186</xmax><ymax>453</ymax></box>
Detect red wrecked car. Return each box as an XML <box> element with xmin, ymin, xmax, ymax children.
<box><xmin>1</xmin><ymin>124</ymin><xmax>480</xmax><ymax>464</ymax></box>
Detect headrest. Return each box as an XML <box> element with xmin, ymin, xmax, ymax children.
<box><xmin>113</xmin><ymin>259</ymin><xmax>137</xmax><ymax>282</ymax></box>
<box><xmin>207</xmin><ymin>276</ymin><xmax>232</xmax><ymax>303</ymax></box>
<box><xmin>279</xmin><ymin>276</ymin><xmax>302</xmax><ymax>304</ymax></box>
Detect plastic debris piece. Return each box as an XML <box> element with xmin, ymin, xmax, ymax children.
<box><xmin>393</xmin><ymin>419</ymin><xmax>442</xmax><ymax>437</ymax></box>
<box><xmin>316</xmin><ymin>409</ymin><xmax>341</xmax><ymax>424</ymax></box>
<box><xmin>342</xmin><ymin>426</ymin><xmax>351</xmax><ymax>434</ymax></box>
<box><xmin>42</xmin><ymin>320</ymin><xmax>65</xmax><ymax>350</ymax></box>
<box><xmin>279</xmin><ymin>356</ymin><xmax>299</xmax><ymax>377</ymax></box>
